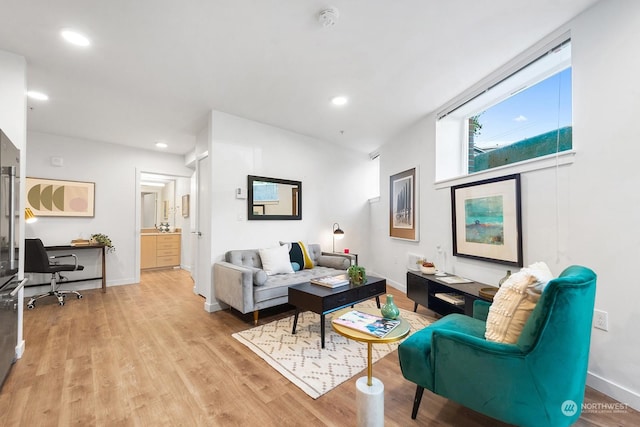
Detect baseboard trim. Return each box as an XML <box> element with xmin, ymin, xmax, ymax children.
<box><xmin>587</xmin><ymin>371</ymin><xmax>640</xmax><ymax>411</ymax></box>
<box><xmin>204</xmin><ymin>300</ymin><xmax>222</xmax><ymax>313</ymax></box>
<box><xmin>15</xmin><ymin>340</ymin><xmax>25</xmax><ymax>360</ymax></box>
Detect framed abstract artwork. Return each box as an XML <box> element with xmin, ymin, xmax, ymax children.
<box><xmin>182</xmin><ymin>194</ymin><xmax>190</xmax><ymax>218</ymax></box>
<box><xmin>389</xmin><ymin>167</ymin><xmax>418</xmax><ymax>241</ymax></box>
<box><xmin>451</xmin><ymin>174</ymin><xmax>523</xmax><ymax>266</ymax></box>
<box><xmin>26</xmin><ymin>177</ymin><xmax>95</xmax><ymax>217</ymax></box>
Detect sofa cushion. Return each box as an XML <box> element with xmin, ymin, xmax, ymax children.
<box><xmin>317</xmin><ymin>255</ymin><xmax>350</xmax><ymax>270</ymax></box>
<box><xmin>259</xmin><ymin>245</ymin><xmax>294</xmax><ymax>275</ymax></box>
<box><xmin>253</xmin><ymin>266</ymin><xmax>353</xmax><ymax>302</ymax></box>
<box><xmin>287</xmin><ymin>241</ymin><xmax>314</xmax><ymax>269</ymax></box>
<box><xmin>226</xmin><ymin>249</ymin><xmax>262</xmax><ymax>268</ymax></box>
<box><xmin>251</xmin><ymin>267</ymin><xmax>268</xmax><ymax>286</ymax></box>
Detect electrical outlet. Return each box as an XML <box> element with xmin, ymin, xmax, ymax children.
<box><xmin>593</xmin><ymin>309</ymin><xmax>608</xmax><ymax>331</ymax></box>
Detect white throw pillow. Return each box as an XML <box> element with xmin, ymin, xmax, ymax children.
<box><xmin>259</xmin><ymin>245</ymin><xmax>295</xmax><ymax>275</ymax></box>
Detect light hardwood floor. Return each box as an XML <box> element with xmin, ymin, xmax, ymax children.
<box><xmin>0</xmin><ymin>269</ymin><xmax>637</xmax><ymax>426</ymax></box>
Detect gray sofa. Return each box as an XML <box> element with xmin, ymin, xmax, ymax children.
<box><xmin>213</xmin><ymin>244</ymin><xmax>352</xmax><ymax>324</ymax></box>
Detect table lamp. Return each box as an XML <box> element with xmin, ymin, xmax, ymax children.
<box><xmin>25</xmin><ymin>207</ymin><xmax>37</xmax><ymax>223</ymax></box>
<box><xmin>332</xmin><ymin>222</ymin><xmax>344</xmax><ymax>253</ymax></box>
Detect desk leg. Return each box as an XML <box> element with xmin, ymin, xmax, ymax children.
<box><xmin>101</xmin><ymin>246</ymin><xmax>107</xmax><ymax>293</ymax></box>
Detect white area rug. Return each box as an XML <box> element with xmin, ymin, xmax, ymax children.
<box><xmin>232</xmin><ymin>300</ymin><xmax>432</xmax><ymax>399</ymax></box>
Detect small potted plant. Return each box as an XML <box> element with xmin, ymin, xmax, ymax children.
<box><xmin>91</xmin><ymin>233</ymin><xmax>116</xmax><ymax>253</ymax></box>
<box><xmin>348</xmin><ymin>265</ymin><xmax>366</xmax><ymax>285</ymax></box>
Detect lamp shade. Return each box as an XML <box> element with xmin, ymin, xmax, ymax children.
<box><xmin>332</xmin><ymin>222</ymin><xmax>344</xmax><ymax>253</ymax></box>
<box><xmin>25</xmin><ymin>207</ymin><xmax>37</xmax><ymax>223</ymax></box>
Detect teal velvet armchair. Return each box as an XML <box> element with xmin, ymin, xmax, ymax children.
<box><xmin>398</xmin><ymin>265</ymin><xmax>597</xmax><ymax>427</ymax></box>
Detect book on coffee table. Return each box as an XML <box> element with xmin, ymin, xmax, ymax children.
<box><xmin>310</xmin><ymin>274</ymin><xmax>349</xmax><ymax>288</ymax></box>
<box><xmin>332</xmin><ymin>310</ymin><xmax>401</xmax><ymax>338</ymax></box>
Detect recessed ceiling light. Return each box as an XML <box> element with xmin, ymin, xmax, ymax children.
<box><xmin>27</xmin><ymin>91</ymin><xmax>49</xmax><ymax>101</ymax></box>
<box><xmin>331</xmin><ymin>96</ymin><xmax>348</xmax><ymax>106</ymax></box>
<box><xmin>155</xmin><ymin>142</ymin><xmax>168</xmax><ymax>148</ymax></box>
<box><xmin>61</xmin><ymin>29</ymin><xmax>91</xmax><ymax>47</ymax></box>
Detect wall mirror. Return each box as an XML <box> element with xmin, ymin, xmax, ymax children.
<box><xmin>248</xmin><ymin>175</ymin><xmax>301</xmax><ymax>220</ymax></box>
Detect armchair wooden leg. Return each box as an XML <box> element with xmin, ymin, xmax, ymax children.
<box><xmin>411</xmin><ymin>386</ymin><xmax>425</xmax><ymax>420</ymax></box>
<box><xmin>253</xmin><ymin>310</ymin><xmax>259</xmax><ymax>325</ymax></box>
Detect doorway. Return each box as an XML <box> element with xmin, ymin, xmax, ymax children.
<box><xmin>135</xmin><ymin>171</ymin><xmax>193</xmax><ymax>283</ymax></box>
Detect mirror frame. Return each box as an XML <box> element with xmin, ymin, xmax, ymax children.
<box><xmin>247</xmin><ymin>175</ymin><xmax>302</xmax><ymax>220</ymax></box>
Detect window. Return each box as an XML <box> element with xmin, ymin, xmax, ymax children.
<box><xmin>253</xmin><ymin>181</ymin><xmax>279</xmax><ymax>202</ymax></box>
<box><xmin>436</xmin><ymin>36</ymin><xmax>572</xmax><ymax>180</ymax></box>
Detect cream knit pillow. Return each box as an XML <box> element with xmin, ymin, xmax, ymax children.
<box><xmin>485</xmin><ymin>270</ymin><xmax>541</xmax><ymax>343</ymax></box>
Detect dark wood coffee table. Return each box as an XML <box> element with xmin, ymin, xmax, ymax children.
<box><xmin>288</xmin><ymin>276</ymin><xmax>386</xmax><ymax>348</ymax></box>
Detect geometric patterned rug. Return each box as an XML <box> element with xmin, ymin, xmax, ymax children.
<box><xmin>232</xmin><ymin>300</ymin><xmax>433</xmax><ymax>399</ymax></box>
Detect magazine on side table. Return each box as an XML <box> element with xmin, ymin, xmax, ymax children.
<box><xmin>332</xmin><ymin>310</ymin><xmax>401</xmax><ymax>338</ymax></box>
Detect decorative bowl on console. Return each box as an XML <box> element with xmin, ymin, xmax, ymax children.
<box><xmin>419</xmin><ymin>262</ymin><xmax>436</xmax><ymax>275</ymax></box>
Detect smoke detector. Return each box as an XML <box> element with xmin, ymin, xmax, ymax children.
<box><xmin>318</xmin><ymin>7</ymin><xmax>339</xmax><ymax>27</ymax></box>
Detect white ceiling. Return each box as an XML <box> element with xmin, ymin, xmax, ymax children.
<box><xmin>0</xmin><ymin>0</ymin><xmax>600</xmax><ymax>155</ymax></box>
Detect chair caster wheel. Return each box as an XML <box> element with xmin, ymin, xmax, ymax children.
<box><xmin>27</xmin><ymin>304</ymin><xmax>35</xmax><ymax>310</ymax></box>
<box><xmin>59</xmin><ymin>301</ymin><xmax>65</xmax><ymax>306</ymax></box>
<box><xmin>77</xmin><ymin>294</ymin><xmax>83</xmax><ymax>299</ymax></box>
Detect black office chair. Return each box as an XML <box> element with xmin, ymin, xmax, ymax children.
<box><xmin>24</xmin><ymin>238</ymin><xmax>84</xmax><ymax>309</ymax></box>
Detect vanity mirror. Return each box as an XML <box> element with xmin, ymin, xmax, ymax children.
<box><xmin>248</xmin><ymin>175</ymin><xmax>301</xmax><ymax>220</ymax></box>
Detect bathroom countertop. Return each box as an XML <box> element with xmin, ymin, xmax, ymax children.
<box><xmin>140</xmin><ymin>231</ymin><xmax>181</xmax><ymax>236</ymax></box>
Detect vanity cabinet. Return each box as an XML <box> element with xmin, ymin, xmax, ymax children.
<box><xmin>141</xmin><ymin>233</ymin><xmax>181</xmax><ymax>269</ymax></box>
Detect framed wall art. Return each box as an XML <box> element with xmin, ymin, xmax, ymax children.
<box><xmin>26</xmin><ymin>177</ymin><xmax>95</xmax><ymax>217</ymax></box>
<box><xmin>451</xmin><ymin>174</ymin><xmax>523</xmax><ymax>267</ymax></box>
<box><xmin>389</xmin><ymin>167</ymin><xmax>418</xmax><ymax>241</ymax></box>
<box><xmin>182</xmin><ymin>194</ymin><xmax>190</xmax><ymax>218</ymax></box>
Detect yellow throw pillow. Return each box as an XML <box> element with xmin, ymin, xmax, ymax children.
<box><xmin>485</xmin><ymin>271</ymin><xmax>541</xmax><ymax>343</ymax></box>
<box><xmin>298</xmin><ymin>241</ymin><xmax>314</xmax><ymax>269</ymax></box>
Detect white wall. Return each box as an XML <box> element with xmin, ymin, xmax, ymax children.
<box><xmin>0</xmin><ymin>49</ymin><xmax>27</xmax><ymax>359</ymax></box>
<box><xmin>207</xmin><ymin>110</ymin><xmax>375</xmax><ymax>307</ymax></box>
<box><xmin>26</xmin><ymin>132</ymin><xmax>194</xmax><ymax>288</ymax></box>
<box><xmin>370</xmin><ymin>0</ymin><xmax>640</xmax><ymax>409</ymax></box>
<box><xmin>174</xmin><ymin>176</ymin><xmax>193</xmax><ymax>271</ymax></box>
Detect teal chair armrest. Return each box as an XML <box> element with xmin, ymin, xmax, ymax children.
<box><xmin>432</xmin><ymin>328</ymin><xmax>522</xmax><ymax>357</ymax></box>
<box><xmin>473</xmin><ymin>299</ymin><xmax>491</xmax><ymax>321</ymax></box>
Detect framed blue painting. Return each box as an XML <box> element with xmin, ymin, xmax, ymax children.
<box><xmin>451</xmin><ymin>174</ymin><xmax>522</xmax><ymax>267</ymax></box>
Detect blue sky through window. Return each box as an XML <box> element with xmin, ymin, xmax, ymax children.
<box><xmin>473</xmin><ymin>68</ymin><xmax>572</xmax><ymax>149</ymax></box>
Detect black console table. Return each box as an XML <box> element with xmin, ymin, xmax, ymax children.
<box><xmin>406</xmin><ymin>270</ymin><xmax>497</xmax><ymax>317</ymax></box>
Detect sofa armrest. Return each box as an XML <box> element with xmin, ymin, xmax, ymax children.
<box><xmin>213</xmin><ymin>262</ymin><xmax>255</xmax><ymax>314</ymax></box>
<box><xmin>473</xmin><ymin>299</ymin><xmax>491</xmax><ymax>321</ymax></box>
<box><xmin>317</xmin><ymin>253</ymin><xmax>351</xmax><ymax>270</ymax></box>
